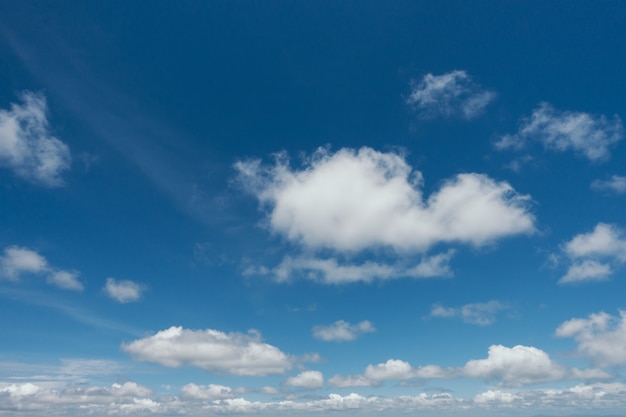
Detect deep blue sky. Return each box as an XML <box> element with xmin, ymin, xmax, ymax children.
<box><xmin>1</xmin><ymin>2</ymin><xmax>626</xmax><ymax>416</ymax></box>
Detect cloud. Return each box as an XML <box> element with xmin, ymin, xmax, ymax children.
<box><xmin>0</xmin><ymin>245</ymin><xmax>83</xmax><ymax>291</ymax></box>
<box><xmin>406</xmin><ymin>70</ymin><xmax>496</xmax><ymax>119</ymax></box>
<box><xmin>495</xmin><ymin>102</ymin><xmax>623</xmax><ymax>162</ymax></box>
<box><xmin>430</xmin><ymin>300</ymin><xmax>507</xmax><ymax>326</ymax></box>
<box><xmin>556</xmin><ymin>310</ymin><xmax>626</xmax><ymax>367</ymax></box>
<box><xmin>121</xmin><ymin>326</ymin><xmax>294</xmax><ymax>376</ymax></box>
<box><xmin>327</xmin><ymin>374</ymin><xmax>374</xmax><ymax>388</ymax></box>
<box><xmin>558</xmin><ymin>223</ymin><xmax>626</xmax><ymax>284</ymax></box>
<box><xmin>236</xmin><ymin>147</ymin><xmax>535</xmax><ymax>254</ymax></box>
<box><xmin>312</xmin><ymin>320</ymin><xmax>375</xmax><ymax>342</ymax></box>
<box><xmin>103</xmin><ymin>278</ymin><xmax>144</xmax><ymax>303</ymax></box>
<box><xmin>591</xmin><ymin>175</ymin><xmax>626</xmax><ymax>194</ymax></box>
<box><xmin>283</xmin><ymin>371</ymin><xmax>324</xmax><ymax>390</ymax></box>
<box><xmin>180</xmin><ymin>383</ymin><xmax>234</xmax><ymax>400</ymax></box>
<box><xmin>0</xmin><ymin>92</ymin><xmax>71</xmax><ymax>186</ymax></box>
<box><xmin>364</xmin><ymin>359</ymin><xmax>414</xmax><ymax>381</ymax></box>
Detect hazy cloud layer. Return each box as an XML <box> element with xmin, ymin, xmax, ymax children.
<box><xmin>406</xmin><ymin>70</ymin><xmax>496</xmax><ymax>119</ymax></box>
<box><xmin>0</xmin><ymin>92</ymin><xmax>71</xmax><ymax>186</ymax></box>
<box><xmin>122</xmin><ymin>326</ymin><xmax>293</xmax><ymax>376</ymax></box>
<box><xmin>495</xmin><ymin>103</ymin><xmax>623</xmax><ymax>161</ymax></box>
<box><xmin>236</xmin><ymin>147</ymin><xmax>535</xmax><ymax>253</ymax></box>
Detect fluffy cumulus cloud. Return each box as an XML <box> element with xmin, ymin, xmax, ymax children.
<box><xmin>312</xmin><ymin>320</ymin><xmax>375</xmax><ymax>342</ymax></box>
<box><xmin>495</xmin><ymin>102</ymin><xmax>623</xmax><ymax>162</ymax></box>
<box><xmin>121</xmin><ymin>326</ymin><xmax>293</xmax><ymax>376</ymax></box>
<box><xmin>558</xmin><ymin>223</ymin><xmax>626</xmax><ymax>284</ymax></box>
<box><xmin>406</xmin><ymin>70</ymin><xmax>496</xmax><ymax>119</ymax></box>
<box><xmin>430</xmin><ymin>300</ymin><xmax>507</xmax><ymax>326</ymax></box>
<box><xmin>591</xmin><ymin>175</ymin><xmax>626</xmax><ymax>194</ymax></box>
<box><xmin>180</xmin><ymin>383</ymin><xmax>234</xmax><ymax>400</ymax></box>
<box><xmin>0</xmin><ymin>92</ymin><xmax>71</xmax><ymax>186</ymax></box>
<box><xmin>103</xmin><ymin>277</ymin><xmax>144</xmax><ymax>302</ymax></box>
<box><xmin>0</xmin><ymin>245</ymin><xmax>83</xmax><ymax>290</ymax></box>
<box><xmin>556</xmin><ymin>310</ymin><xmax>626</xmax><ymax>367</ymax></box>
<box><xmin>283</xmin><ymin>371</ymin><xmax>324</xmax><ymax>390</ymax></box>
<box><xmin>237</xmin><ymin>148</ymin><xmax>535</xmax><ymax>252</ymax></box>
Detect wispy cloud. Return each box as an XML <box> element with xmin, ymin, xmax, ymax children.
<box><xmin>430</xmin><ymin>300</ymin><xmax>508</xmax><ymax>326</ymax></box>
<box><xmin>591</xmin><ymin>175</ymin><xmax>626</xmax><ymax>194</ymax></box>
<box><xmin>495</xmin><ymin>103</ymin><xmax>623</xmax><ymax>162</ymax></box>
<box><xmin>0</xmin><ymin>92</ymin><xmax>71</xmax><ymax>186</ymax></box>
<box><xmin>312</xmin><ymin>320</ymin><xmax>375</xmax><ymax>342</ymax></box>
<box><xmin>103</xmin><ymin>278</ymin><xmax>144</xmax><ymax>303</ymax></box>
<box><xmin>406</xmin><ymin>70</ymin><xmax>496</xmax><ymax>119</ymax></box>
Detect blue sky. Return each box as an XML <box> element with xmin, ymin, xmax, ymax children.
<box><xmin>1</xmin><ymin>1</ymin><xmax>626</xmax><ymax>416</ymax></box>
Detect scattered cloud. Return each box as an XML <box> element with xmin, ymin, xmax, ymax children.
<box><xmin>558</xmin><ymin>223</ymin><xmax>626</xmax><ymax>284</ymax></box>
<box><xmin>0</xmin><ymin>92</ymin><xmax>71</xmax><ymax>186</ymax></box>
<box><xmin>103</xmin><ymin>278</ymin><xmax>144</xmax><ymax>303</ymax></box>
<box><xmin>236</xmin><ymin>147</ymin><xmax>535</xmax><ymax>254</ymax></box>
<box><xmin>312</xmin><ymin>320</ymin><xmax>375</xmax><ymax>342</ymax></box>
<box><xmin>283</xmin><ymin>371</ymin><xmax>324</xmax><ymax>390</ymax></box>
<box><xmin>0</xmin><ymin>245</ymin><xmax>83</xmax><ymax>291</ymax></box>
<box><xmin>591</xmin><ymin>175</ymin><xmax>626</xmax><ymax>194</ymax></box>
<box><xmin>430</xmin><ymin>300</ymin><xmax>507</xmax><ymax>326</ymax></box>
<box><xmin>364</xmin><ymin>359</ymin><xmax>414</xmax><ymax>381</ymax></box>
<box><xmin>121</xmin><ymin>326</ymin><xmax>294</xmax><ymax>376</ymax></box>
<box><xmin>180</xmin><ymin>383</ymin><xmax>234</xmax><ymax>400</ymax></box>
<box><xmin>556</xmin><ymin>310</ymin><xmax>626</xmax><ymax>367</ymax></box>
<box><xmin>406</xmin><ymin>70</ymin><xmax>496</xmax><ymax>119</ymax></box>
<box><xmin>495</xmin><ymin>102</ymin><xmax>623</xmax><ymax>162</ymax></box>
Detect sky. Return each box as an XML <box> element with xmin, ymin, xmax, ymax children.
<box><xmin>1</xmin><ymin>1</ymin><xmax>626</xmax><ymax>416</ymax></box>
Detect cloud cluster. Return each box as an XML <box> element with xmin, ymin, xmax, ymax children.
<box><xmin>556</xmin><ymin>310</ymin><xmax>626</xmax><ymax>367</ymax></box>
<box><xmin>329</xmin><ymin>344</ymin><xmax>608</xmax><ymax>388</ymax></box>
<box><xmin>0</xmin><ymin>245</ymin><xmax>83</xmax><ymax>291</ymax></box>
<box><xmin>0</xmin><ymin>92</ymin><xmax>71</xmax><ymax>186</ymax></box>
<box><xmin>495</xmin><ymin>103</ymin><xmax>623</xmax><ymax>162</ymax></box>
<box><xmin>121</xmin><ymin>326</ymin><xmax>293</xmax><ymax>376</ymax></box>
<box><xmin>103</xmin><ymin>277</ymin><xmax>145</xmax><ymax>303</ymax></box>
<box><xmin>430</xmin><ymin>300</ymin><xmax>507</xmax><ymax>326</ymax></box>
<box><xmin>406</xmin><ymin>70</ymin><xmax>496</xmax><ymax>119</ymax></box>
<box><xmin>312</xmin><ymin>320</ymin><xmax>375</xmax><ymax>342</ymax></box>
<box><xmin>558</xmin><ymin>223</ymin><xmax>626</xmax><ymax>283</ymax></box>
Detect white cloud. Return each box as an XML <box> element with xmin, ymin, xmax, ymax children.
<box><xmin>46</xmin><ymin>270</ymin><xmax>83</xmax><ymax>291</ymax></box>
<box><xmin>0</xmin><ymin>245</ymin><xmax>83</xmax><ymax>291</ymax></box>
<box><xmin>430</xmin><ymin>300</ymin><xmax>507</xmax><ymax>325</ymax></box>
<box><xmin>121</xmin><ymin>326</ymin><xmax>293</xmax><ymax>376</ymax></box>
<box><xmin>591</xmin><ymin>175</ymin><xmax>626</xmax><ymax>194</ymax></box>
<box><xmin>556</xmin><ymin>310</ymin><xmax>626</xmax><ymax>367</ymax></box>
<box><xmin>236</xmin><ymin>147</ymin><xmax>535</xmax><ymax>254</ymax></box>
<box><xmin>0</xmin><ymin>246</ymin><xmax>48</xmax><ymax>280</ymax></box>
<box><xmin>312</xmin><ymin>320</ymin><xmax>375</xmax><ymax>342</ymax></box>
<box><xmin>406</xmin><ymin>70</ymin><xmax>496</xmax><ymax>119</ymax></box>
<box><xmin>558</xmin><ymin>223</ymin><xmax>626</xmax><ymax>284</ymax></box>
<box><xmin>0</xmin><ymin>92</ymin><xmax>71</xmax><ymax>186</ymax></box>
<box><xmin>283</xmin><ymin>371</ymin><xmax>324</xmax><ymax>389</ymax></box>
<box><xmin>180</xmin><ymin>383</ymin><xmax>234</xmax><ymax>400</ymax></box>
<box><xmin>495</xmin><ymin>102</ymin><xmax>623</xmax><ymax>161</ymax></box>
<box><xmin>364</xmin><ymin>359</ymin><xmax>414</xmax><ymax>381</ymax></box>
<box><xmin>103</xmin><ymin>278</ymin><xmax>144</xmax><ymax>303</ymax></box>
<box><xmin>327</xmin><ymin>374</ymin><xmax>374</xmax><ymax>388</ymax></box>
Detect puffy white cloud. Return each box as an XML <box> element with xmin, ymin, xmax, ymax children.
<box><xmin>312</xmin><ymin>320</ymin><xmax>375</xmax><ymax>342</ymax></box>
<box><xmin>0</xmin><ymin>245</ymin><xmax>83</xmax><ymax>291</ymax></box>
<box><xmin>121</xmin><ymin>326</ymin><xmax>293</xmax><ymax>376</ymax></box>
<box><xmin>46</xmin><ymin>270</ymin><xmax>83</xmax><ymax>291</ymax></box>
<box><xmin>103</xmin><ymin>278</ymin><xmax>144</xmax><ymax>303</ymax></box>
<box><xmin>406</xmin><ymin>70</ymin><xmax>496</xmax><ymax>119</ymax></box>
<box><xmin>364</xmin><ymin>359</ymin><xmax>414</xmax><ymax>381</ymax></box>
<box><xmin>591</xmin><ymin>175</ymin><xmax>626</xmax><ymax>194</ymax></box>
<box><xmin>283</xmin><ymin>371</ymin><xmax>324</xmax><ymax>389</ymax></box>
<box><xmin>495</xmin><ymin>102</ymin><xmax>623</xmax><ymax>161</ymax></box>
<box><xmin>0</xmin><ymin>92</ymin><xmax>71</xmax><ymax>186</ymax></box>
<box><xmin>236</xmin><ymin>147</ymin><xmax>535</xmax><ymax>254</ymax></box>
<box><xmin>558</xmin><ymin>223</ymin><xmax>626</xmax><ymax>284</ymax></box>
<box><xmin>473</xmin><ymin>389</ymin><xmax>521</xmax><ymax>406</ymax></box>
<box><xmin>180</xmin><ymin>383</ymin><xmax>234</xmax><ymax>400</ymax></box>
<box><xmin>430</xmin><ymin>300</ymin><xmax>507</xmax><ymax>325</ymax></box>
<box><xmin>556</xmin><ymin>310</ymin><xmax>626</xmax><ymax>367</ymax></box>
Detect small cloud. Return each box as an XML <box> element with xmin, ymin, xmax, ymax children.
<box><xmin>591</xmin><ymin>175</ymin><xmax>626</xmax><ymax>194</ymax></box>
<box><xmin>312</xmin><ymin>320</ymin><xmax>375</xmax><ymax>342</ymax></box>
<box><xmin>180</xmin><ymin>383</ymin><xmax>234</xmax><ymax>400</ymax></box>
<box><xmin>406</xmin><ymin>70</ymin><xmax>496</xmax><ymax>119</ymax></box>
<box><xmin>283</xmin><ymin>370</ymin><xmax>324</xmax><ymax>390</ymax></box>
<box><xmin>429</xmin><ymin>301</ymin><xmax>507</xmax><ymax>326</ymax></box>
<box><xmin>46</xmin><ymin>270</ymin><xmax>83</xmax><ymax>291</ymax></box>
<box><xmin>0</xmin><ymin>92</ymin><xmax>71</xmax><ymax>186</ymax></box>
<box><xmin>495</xmin><ymin>102</ymin><xmax>623</xmax><ymax>162</ymax></box>
<box><xmin>103</xmin><ymin>278</ymin><xmax>144</xmax><ymax>303</ymax></box>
